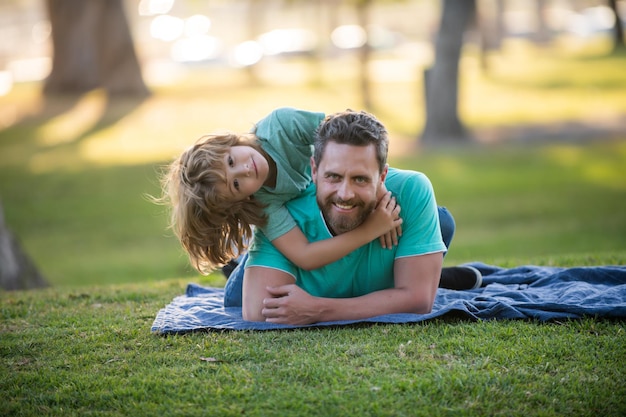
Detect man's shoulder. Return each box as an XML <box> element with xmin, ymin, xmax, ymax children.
<box><xmin>386</xmin><ymin>168</ymin><xmax>432</xmax><ymax>192</ymax></box>
<box><xmin>387</xmin><ymin>167</ymin><xmax>427</xmax><ymax>179</ymax></box>
<box><xmin>284</xmin><ymin>182</ymin><xmax>317</xmax><ymax>209</ymax></box>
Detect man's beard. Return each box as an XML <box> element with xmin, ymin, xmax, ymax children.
<box><xmin>317</xmin><ymin>195</ymin><xmax>376</xmax><ymax>236</ymax></box>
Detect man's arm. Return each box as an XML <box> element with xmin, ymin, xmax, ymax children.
<box><xmin>246</xmin><ymin>252</ymin><xmax>443</xmax><ymax>325</ymax></box>
<box><xmin>241</xmin><ymin>266</ymin><xmax>295</xmax><ymax>322</ymax></box>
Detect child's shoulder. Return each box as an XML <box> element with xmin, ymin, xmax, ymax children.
<box><xmin>270</xmin><ymin>107</ymin><xmax>300</xmax><ymax>119</ymax></box>
<box><xmin>269</xmin><ymin>107</ymin><xmax>324</xmax><ymax>124</ymax></box>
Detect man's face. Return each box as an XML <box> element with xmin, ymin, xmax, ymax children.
<box><xmin>311</xmin><ymin>142</ymin><xmax>387</xmax><ymax>235</ymax></box>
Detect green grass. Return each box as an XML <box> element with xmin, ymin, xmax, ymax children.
<box><xmin>1</xmin><ymin>281</ymin><xmax>625</xmax><ymax>416</ymax></box>
<box><xmin>1</xmin><ymin>41</ymin><xmax>626</xmax><ymax>416</ymax></box>
<box><xmin>398</xmin><ymin>141</ymin><xmax>626</xmax><ymax>266</ymax></box>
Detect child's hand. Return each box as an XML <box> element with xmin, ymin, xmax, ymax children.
<box><xmin>379</xmin><ymin>222</ymin><xmax>403</xmax><ymax>249</ymax></box>
<box><xmin>363</xmin><ymin>191</ymin><xmax>402</xmax><ymax>247</ymax></box>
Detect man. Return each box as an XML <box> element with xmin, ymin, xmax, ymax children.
<box><xmin>225</xmin><ymin>110</ymin><xmax>481</xmax><ymax>324</ymax></box>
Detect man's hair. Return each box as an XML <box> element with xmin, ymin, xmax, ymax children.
<box><xmin>313</xmin><ymin>109</ymin><xmax>389</xmax><ymax>172</ymax></box>
<box><xmin>158</xmin><ymin>133</ymin><xmax>267</xmax><ymax>274</ymax></box>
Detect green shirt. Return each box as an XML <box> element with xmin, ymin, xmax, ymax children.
<box><xmin>246</xmin><ymin>168</ymin><xmax>447</xmax><ymax>298</ymax></box>
<box><xmin>253</xmin><ymin>107</ymin><xmax>326</xmax><ymax>241</ymax></box>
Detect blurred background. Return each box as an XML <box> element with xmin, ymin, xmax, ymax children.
<box><xmin>2</xmin><ymin>0</ymin><xmax>624</xmax><ymax>92</ymax></box>
<box><xmin>0</xmin><ymin>0</ymin><xmax>625</xmax><ymax>289</ymax></box>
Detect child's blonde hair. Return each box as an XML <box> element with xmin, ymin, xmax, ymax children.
<box><xmin>160</xmin><ymin>133</ymin><xmax>268</xmax><ymax>274</ymax></box>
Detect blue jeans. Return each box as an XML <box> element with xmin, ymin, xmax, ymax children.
<box><xmin>224</xmin><ymin>206</ymin><xmax>456</xmax><ymax>307</ymax></box>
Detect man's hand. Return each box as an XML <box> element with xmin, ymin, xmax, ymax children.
<box><xmin>262</xmin><ymin>285</ymin><xmax>322</xmax><ymax>325</ymax></box>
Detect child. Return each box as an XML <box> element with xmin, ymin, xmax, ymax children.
<box><xmin>160</xmin><ymin>107</ymin><xmax>401</xmax><ymax>275</ymax></box>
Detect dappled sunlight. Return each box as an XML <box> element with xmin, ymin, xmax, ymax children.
<box><xmin>369</xmin><ymin>60</ymin><xmax>419</xmax><ymax>83</ymax></box>
<box><xmin>544</xmin><ymin>144</ymin><xmax>584</xmax><ymax>167</ymax></box>
<box><xmin>431</xmin><ymin>156</ymin><xmax>466</xmax><ymax>179</ymax></box>
<box><xmin>36</xmin><ymin>90</ymin><xmax>107</xmax><ymax>146</ymax></box>
<box><xmin>75</xmin><ymin>97</ymin><xmax>221</xmax><ymax>168</ymax></box>
<box><xmin>582</xmin><ymin>161</ymin><xmax>625</xmax><ymax>189</ymax></box>
<box><xmin>544</xmin><ymin>143</ymin><xmax>626</xmax><ymax>190</ymax></box>
<box><xmin>78</xmin><ymin>123</ymin><xmax>179</xmax><ymax>167</ymax></box>
<box><xmin>21</xmin><ymin>90</ymin><xmax>320</xmax><ymax>173</ymax></box>
<box><xmin>28</xmin><ymin>146</ymin><xmax>83</xmax><ymax>173</ymax></box>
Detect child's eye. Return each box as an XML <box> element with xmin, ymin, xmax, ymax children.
<box><xmin>234</xmin><ymin>179</ymin><xmax>239</xmax><ymax>190</ymax></box>
<box><xmin>228</xmin><ymin>156</ymin><xmax>234</xmax><ymax>167</ymax></box>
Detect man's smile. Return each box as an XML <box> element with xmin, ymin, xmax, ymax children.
<box><xmin>333</xmin><ymin>201</ymin><xmax>355</xmax><ymax>211</ymax></box>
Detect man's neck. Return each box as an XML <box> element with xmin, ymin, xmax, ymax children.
<box><xmin>318</xmin><ymin>210</ymin><xmax>338</xmax><ymax>237</ymax></box>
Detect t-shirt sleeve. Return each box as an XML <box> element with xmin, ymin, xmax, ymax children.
<box><xmin>260</xmin><ymin>107</ymin><xmax>325</xmax><ymax>147</ymax></box>
<box><xmin>392</xmin><ymin>171</ymin><xmax>447</xmax><ymax>258</ymax></box>
<box><xmin>246</xmin><ymin>224</ymin><xmax>298</xmax><ymax>278</ymax></box>
<box><xmin>258</xmin><ymin>203</ymin><xmax>297</xmax><ymax>242</ymax></box>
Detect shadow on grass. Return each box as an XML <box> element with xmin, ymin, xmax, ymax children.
<box><xmin>1</xmin><ymin>90</ymin><xmax>144</xmax><ymax>149</ymax></box>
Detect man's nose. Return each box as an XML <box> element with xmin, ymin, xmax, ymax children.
<box><xmin>337</xmin><ymin>180</ymin><xmax>354</xmax><ymax>200</ymax></box>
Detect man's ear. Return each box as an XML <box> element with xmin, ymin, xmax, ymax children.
<box><xmin>310</xmin><ymin>156</ymin><xmax>317</xmax><ymax>184</ymax></box>
<box><xmin>379</xmin><ymin>164</ymin><xmax>389</xmax><ymax>184</ymax></box>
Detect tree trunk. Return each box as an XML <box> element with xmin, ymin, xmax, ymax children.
<box><xmin>43</xmin><ymin>0</ymin><xmax>149</xmax><ymax>97</ymax></box>
<box><xmin>421</xmin><ymin>0</ymin><xmax>476</xmax><ymax>143</ymax></box>
<box><xmin>608</xmin><ymin>0</ymin><xmax>624</xmax><ymax>51</ymax></box>
<box><xmin>244</xmin><ymin>0</ymin><xmax>263</xmax><ymax>85</ymax></box>
<box><xmin>356</xmin><ymin>0</ymin><xmax>373</xmax><ymax>110</ymax></box>
<box><xmin>534</xmin><ymin>0</ymin><xmax>551</xmax><ymax>44</ymax></box>
<box><xmin>0</xmin><ymin>201</ymin><xmax>48</xmax><ymax>290</ymax></box>
<box><xmin>477</xmin><ymin>0</ymin><xmax>505</xmax><ymax>73</ymax></box>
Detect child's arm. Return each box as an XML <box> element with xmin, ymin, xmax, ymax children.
<box><xmin>376</xmin><ymin>182</ymin><xmax>403</xmax><ymax>249</ymax></box>
<box><xmin>271</xmin><ymin>192</ymin><xmax>402</xmax><ymax>271</ymax></box>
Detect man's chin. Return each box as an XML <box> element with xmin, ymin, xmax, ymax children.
<box><xmin>319</xmin><ymin>199</ymin><xmax>373</xmax><ymax>235</ymax></box>
<box><xmin>325</xmin><ymin>213</ymin><xmax>364</xmax><ymax>235</ymax></box>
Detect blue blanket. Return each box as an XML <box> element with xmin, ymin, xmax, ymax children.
<box><xmin>151</xmin><ymin>263</ymin><xmax>626</xmax><ymax>334</ymax></box>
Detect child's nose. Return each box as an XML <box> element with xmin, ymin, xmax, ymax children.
<box><xmin>236</xmin><ymin>164</ymin><xmax>250</xmax><ymax>177</ymax></box>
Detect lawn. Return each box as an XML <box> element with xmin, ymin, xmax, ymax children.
<box><xmin>1</xmin><ymin>40</ymin><xmax>625</xmax><ymax>416</ymax></box>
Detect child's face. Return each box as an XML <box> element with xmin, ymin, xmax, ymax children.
<box><xmin>218</xmin><ymin>145</ymin><xmax>269</xmax><ymax>202</ymax></box>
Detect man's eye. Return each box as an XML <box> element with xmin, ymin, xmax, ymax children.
<box><xmin>234</xmin><ymin>179</ymin><xmax>239</xmax><ymax>190</ymax></box>
<box><xmin>355</xmin><ymin>177</ymin><xmax>367</xmax><ymax>184</ymax></box>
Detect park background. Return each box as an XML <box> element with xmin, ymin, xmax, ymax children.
<box><xmin>1</xmin><ymin>0</ymin><xmax>624</xmax><ymax>288</ymax></box>
<box><xmin>1</xmin><ymin>1</ymin><xmax>626</xmax><ymax>416</ymax></box>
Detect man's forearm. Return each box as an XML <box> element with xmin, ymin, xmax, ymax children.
<box><xmin>261</xmin><ymin>280</ymin><xmax>437</xmax><ymax>325</ymax></box>
<box><xmin>312</xmin><ymin>287</ymin><xmax>434</xmax><ymax>322</ymax></box>
<box><xmin>246</xmin><ymin>253</ymin><xmax>443</xmax><ymax>325</ymax></box>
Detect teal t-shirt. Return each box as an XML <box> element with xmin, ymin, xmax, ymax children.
<box><xmin>246</xmin><ymin>168</ymin><xmax>447</xmax><ymax>298</ymax></box>
<box><xmin>253</xmin><ymin>107</ymin><xmax>326</xmax><ymax>242</ymax></box>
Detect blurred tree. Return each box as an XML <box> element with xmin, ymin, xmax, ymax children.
<box><xmin>43</xmin><ymin>0</ymin><xmax>149</xmax><ymax>96</ymax></box>
<box><xmin>608</xmin><ymin>0</ymin><xmax>624</xmax><ymax>50</ymax></box>
<box><xmin>356</xmin><ymin>0</ymin><xmax>373</xmax><ymax>110</ymax></box>
<box><xmin>245</xmin><ymin>0</ymin><xmax>263</xmax><ymax>85</ymax></box>
<box><xmin>534</xmin><ymin>0</ymin><xmax>551</xmax><ymax>44</ymax></box>
<box><xmin>0</xmin><ymin>201</ymin><xmax>48</xmax><ymax>290</ymax></box>
<box><xmin>421</xmin><ymin>0</ymin><xmax>476</xmax><ymax>143</ymax></box>
<box><xmin>477</xmin><ymin>0</ymin><xmax>505</xmax><ymax>72</ymax></box>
